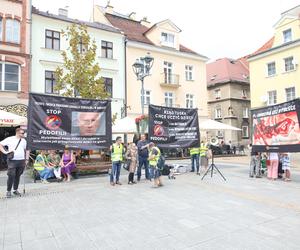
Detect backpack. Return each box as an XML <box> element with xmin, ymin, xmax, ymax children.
<box><xmin>157</xmin><ymin>155</ymin><xmax>165</xmax><ymax>171</ymax></box>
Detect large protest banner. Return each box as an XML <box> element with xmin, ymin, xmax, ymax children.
<box><xmin>148</xmin><ymin>104</ymin><xmax>200</xmax><ymax>148</ymax></box>
<box><xmin>27</xmin><ymin>93</ymin><xmax>112</xmax><ymax>150</ymax></box>
<box><xmin>252</xmin><ymin>98</ymin><xmax>300</xmax><ymax>152</ymax></box>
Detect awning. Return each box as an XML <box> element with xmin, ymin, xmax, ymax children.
<box><xmin>112</xmin><ymin>117</ymin><xmax>137</xmax><ymax>134</ymax></box>
<box><xmin>0</xmin><ymin>110</ymin><xmax>27</xmax><ymax>127</ymax></box>
<box><xmin>199</xmin><ymin>119</ymin><xmax>241</xmax><ymax>131</ymax></box>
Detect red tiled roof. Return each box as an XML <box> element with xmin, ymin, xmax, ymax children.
<box><xmin>206</xmin><ymin>58</ymin><xmax>250</xmax><ymax>86</ymax></box>
<box><xmin>252</xmin><ymin>37</ymin><xmax>274</xmax><ymax>56</ymax></box>
<box><xmin>105</xmin><ymin>13</ymin><xmax>200</xmax><ymax>55</ymax></box>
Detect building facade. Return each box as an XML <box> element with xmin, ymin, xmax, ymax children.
<box><xmin>207</xmin><ymin>58</ymin><xmax>250</xmax><ymax>145</ymax></box>
<box><xmin>248</xmin><ymin>5</ymin><xmax>300</xmax><ymax>108</ymax></box>
<box><xmin>31</xmin><ymin>7</ymin><xmax>126</xmax><ymax>118</ymax></box>
<box><xmin>93</xmin><ymin>4</ymin><xmax>209</xmax><ymax>123</ymax></box>
<box><xmin>0</xmin><ymin>0</ymin><xmax>30</xmax><ymax>117</ymax></box>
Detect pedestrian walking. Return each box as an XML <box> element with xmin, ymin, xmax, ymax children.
<box><xmin>0</xmin><ymin>128</ymin><xmax>28</xmax><ymax>198</ymax></box>
<box><xmin>189</xmin><ymin>146</ymin><xmax>199</xmax><ymax>173</ymax></box>
<box><xmin>110</xmin><ymin>136</ymin><xmax>125</xmax><ymax>186</ymax></box>
<box><xmin>125</xmin><ymin>142</ymin><xmax>138</xmax><ymax>184</ymax></box>
<box><xmin>148</xmin><ymin>142</ymin><xmax>163</xmax><ymax>188</ymax></box>
<box><xmin>281</xmin><ymin>153</ymin><xmax>291</xmax><ymax>181</ymax></box>
<box><xmin>137</xmin><ymin>134</ymin><xmax>150</xmax><ymax>181</ymax></box>
<box><xmin>249</xmin><ymin>148</ymin><xmax>261</xmax><ymax>178</ymax></box>
<box><xmin>268</xmin><ymin>152</ymin><xmax>279</xmax><ymax>180</ymax></box>
<box><xmin>199</xmin><ymin>141</ymin><xmax>208</xmax><ymax>175</ymax></box>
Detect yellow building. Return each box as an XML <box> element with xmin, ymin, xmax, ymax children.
<box><xmin>93</xmin><ymin>4</ymin><xmax>208</xmax><ymax>121</ymax></box>
<box><xmin>248</xmin><ymin>5</ymin><xmax>300</xmax><ymax>108</ymax></box>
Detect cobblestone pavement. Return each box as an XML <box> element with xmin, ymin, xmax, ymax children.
<box><xmin>0</xmin><ymin>159</ymin><xmax>300</xmax><ymax>250</ymax></box>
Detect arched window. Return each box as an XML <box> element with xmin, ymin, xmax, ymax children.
<box><xmin>5</xmin><ymin>19</ymin><xmax>20</xmax><ymax>44</ymax></box>
<box><xmin>0</xmin><ymin>62</ymin><xmax>20</xmax><ymax>91</ymax></box>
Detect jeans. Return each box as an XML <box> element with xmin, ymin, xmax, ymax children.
<box><xmin>249</xmin><ymin>155</ymin><xmax>261</xmax><ymax>177</ymax></box>
<box><xmin>110</xmin><ymin>161</ymin><xmax>121</xmax><ymax>183</ymax></box>
<box><xmin>137</xmin><ymin>156</ymin><xmax>149</xmax><ymax>180</ymax></box>
<box><xmin>7</xmin><ymin>160</ymin><xmax>25</xmax><ymax>192</ymax></box>
<box><xmin>149</xmin><ymin>165</ymin><xmax>155</xmax><ymax>180</ymax></box>
<box><xmin>191</xmin><ymin>154</ymin><xmax>199</xmax><ymax>172</ymax></box>
<box><xmin>39</xmin><ymin>168</ymin><xmax>54</xmax><ymax>180</ymax></box>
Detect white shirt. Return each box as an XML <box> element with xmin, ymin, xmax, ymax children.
<box><xmin>269</xmin><ymin>152</ymin><xmax>279</xmax><ymax>160</ymax></box>
<box><xmin>0</xmin><ymin>136</ymin><xmax>27</xmax><ymax>160</ymax></box>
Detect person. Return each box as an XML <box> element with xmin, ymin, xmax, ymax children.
<box><xmin>76</xmin><ymin>112</ymin><xmax>104</xmax><ymax>136</ymax></box>
<box><xmin>249</xmin><ymin>147</ymin><xmax>261</xmax><ymax>178</ymax></box>
<box><xmin>281</xmin><ymin>153</ymin><xmax>291</xmax><ymax>181</ymax></box>
<box><xmin>110</xmin><ymin>136</ymin><xmax>125</xmax><ymax>185</ymax></box>
<box><xmin>189</xmin><ymin>146</ymin><xmax>199</xmax><ymax>173</ymax></box>
<box><xmin>60</xmin><ymin>147</ymin><xmax>76</xmax><ymax>182</ymax></box>
<box><xmin>125</xmin><ymin>142</ymin><xmax>138</xmax><ymax>184</ymax></box>
<box><xmin>0</xmin><ymin>128</ymin><xmax>28</xmax><ymax>198</ymax></box>
<box><xmin>148</xmin><ymin>142</ymin><xmax>163</xmax><ymax>188</ymax></box>
<box><xmin>33</xmin><ymin>150</ymin><xmax>55</xmax><ymax>183</ymax></box>
<box><xmin>47</xmin><ymin>150</ymin><xmax>62</xmax><ymax>180</ymax></box>
<box><xmin>199</xmin><ymin>141</ymin><xmax>209</xmax><ymax>175</ymax></box>
<box><xmin>137</xmin><ymin>134</ymin><xmax>150</xmax><ymax>181</ymax></box>
<box><xmin>268</xmin><ymin>152</ymin><xmax>279</xmax><ymax>180</ymax></box>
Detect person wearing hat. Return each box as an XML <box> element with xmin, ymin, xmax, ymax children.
<box><xmin>148</xmin><ymin>142</ymin><xmax>163</xmax><ymax>188</ymax></box>
<box><xmin>110</xmin><ymin>136</ymin><xmax>125</xmax><ymax>185</ymax></box>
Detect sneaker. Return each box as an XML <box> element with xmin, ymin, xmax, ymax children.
<box><xmin>116</xmin><ymin>182</ymin><xmax>122</xmax><ymax>185</ymax></box>
<box><xmin>190</xmin><ymin>170</ymin><xmax>195</xmax><ymax>172</ymax></box>
<box><xmin>6</xmin><ymin>191</ymin><xmax>12</xmax><ymax>198</ymax></box>
<box><xmin>255</xmin><ymin>176</ymin><xmax>262</xmax><ymax>178</ymax></box>
<box><xmin>110</xmin><ymin>182</ymin><xmax>115</xmax><ymax>186</ymax></box>
<box><xmin>13</xmin><ymin>190</ymin><xmax>21</xmax><ymax>196</ymax></box>
<box><xmin>249</xmin><ymin>175</ymin><xmax>254</xmax><ymax>178</ymax></box>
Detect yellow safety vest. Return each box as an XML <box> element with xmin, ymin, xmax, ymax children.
<box><xmin>190</xmin><ymin>147</ymin><xmax>199</xmax><ymax>155</ymax></box>
<box><xmin>111</xmin><ymin>143</ymin><xmax>123</xmax><ymax>162</ymax></box>
<box><xmin>199</xmin><ymin>143</ymin><xmax>208</xmax><ymax>157</ymax></box>
<box><xmin>149</xmin><ymin>147</ymin><xmax>161</xmax><ymax>166</ymax></box>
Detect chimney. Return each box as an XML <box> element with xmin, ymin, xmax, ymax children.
<box><xmin>58</xmin><ymin>8</ymin><xmax>68</xmax><ymax>17</ymax></box>
<box><xmin>105</xmin><ymin>1</ymin><xmax>114</xmax><ymax>14</ymax></box>
<box><xmin>140</xmin><ymin>17</ymin><xmax>151</xmax><ymax>28</ymax></box>
<box><xmin>129</xmin><ymin>12</ymin><xmax>136</xmax><ymax>20</ymax></box>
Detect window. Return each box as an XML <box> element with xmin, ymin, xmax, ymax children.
<box><xmin>144</xmin><ymin>90</ymin><xmax>151</xmax><ymax>105</ymax></box>
<box><xmin>45</xmin><ymin>71</ymin><xmax>58</xmax><ymax>94</ymax></box>
<box><xmin>5</xmin><ymin>19</ymin><xmax>20</xmax><ymax>43</ymax></box>
<box><xmin>0</xmin><ymin>62</ymin><xmax>20</xmax><ymax>91</ymax></box>
<box><xmin>45</xmin><ymin>29</ymin><xmax>60</xmax><ymax>50</ymax></box>
<box><xmin>217</xmin><ymin>131</ymin><xmax>223</xmax><ymax>138</ymax></box>
<box><xmin>267</xmin><ymin>90</ymin><xmax>277</xmax><ymax>105</ymax></box>
<box><xmin>283</xmin><ymin>29</ymin><xmax>292</xmax><ymax>43</ymax></box>
<box><xmin>101</xmin><ymin>41</ymin><xmax>113</xmax><ymax>59</ymax></box>
<box><xmin>186</xmin><ymin>94</ymin><xmax>194</xmax><ymax>108</ymax></box>
<box><xmin>163</xmin><ymin>61</ymin><xmax>173</xmax><ymax>84</ymax></box>
<box><xmin>215</xmin><ymin>108</ymin><xmax>222</xmax><ymax>119</ymax></box>
<box><xmin>286</xmin><ymin>87</ymin><xmax>296</xmax><ymax>101</ymax></box>
<box><xmin>267</xmin><ymin>62</ymin><xmax>276</xmax><ymax>76</ymax></box>
<box><xmin>0</xmin><ymin>17</ymin><xmax>2</xmax><ymax>41</ymax></box>
<box><xmin>215</xmin><ymin>89</ymin><xmax>221</xmax><ymax>99</ymax></box>
<box><xmin>161</xmin><ymin>32</ymin><xmax>175</xmax><ymax>47</ymax></box>
<box><xmin>284</xmin><ymin>57</ymin><xmax>295</xmax><ymax>72</ymax></box>
<box><xmin>78</xmin><ymin>38</ymin><xmax>87</xmax><ymax>54</ymax></box>
<box><xmin>164</xmin><ymin>92</ymin><xmax>174</xmax><ymax>107</ymax></box>
<box><xmin>185</xmin><ymin>65</ymin><xmax>193</xmax><ymax>81</ymax></box>
<box><xmin>243</xmin><ymin>107</ymin><xmax>249</xmax><ymax>118</ymax></box>
<box><xmin>242</xmin><ymin>126</ymin><xmax>249</xmax><ymax>138</ymax></box>
<box><xmin>242</xmin><ymin>89</ymin><xmax>247</xmax><ymax>98</ymax></box>
<box><xmin>103</xmin><ymin>77</ymin><xmax>113</xmax><ymax>97</ymax></box>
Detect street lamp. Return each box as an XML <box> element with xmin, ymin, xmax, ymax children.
<box><xmin>132</xmin><ymin>53</ymin><xmax>154</xmax><ymax>115</ymax></box>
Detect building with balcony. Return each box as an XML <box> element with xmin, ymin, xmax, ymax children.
<box><xmin>31</xmin><ymin>7</ymin><xmax>126</xmax><ymax>118</ymax></box>
<box><xmin>207</xmin><ymin>57</ymin><xmax>250</xmax><ymax>145</ymax></box>
<box><xmin>93</xmin><ymin>3</ymin><xmax>208</xmax><ymax>120</ymax></box>
<box><xmin>248</xmin><ymin>5</ymin><xmax>300</xmax><ymax>108</ymax></box>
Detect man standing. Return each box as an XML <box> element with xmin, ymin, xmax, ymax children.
<box><xmin>249</xmin><ymin>146</ymin><xmax>261</xmax><ymax>178</ymax></box>
<box><xmin>148</xmin><ymin>142</ymin><xmax>163</xmax><ymax>188</ymax></box>
<box><xmin>137</xmin><ymin>134</ymin><xmax>150</xmax><ymax>181</ymax></box>
<box><xmin>199</xmin><ymin>141</ymin><xmax>209</xmax><ymax>175</ymax></box>
<box><xmin>189</xmin><ymin>146</ymin><xmax>199</xmax><ymax>173</ymax></box>
<box><xmin>110</xmin><ymin>136</ymin><xmax>124</xmax><ymax>185</ymax></box>
<box><xmin>0</xmin><ymin>128</ymin><xmax>28</xmax><ymax>198</ymax></box>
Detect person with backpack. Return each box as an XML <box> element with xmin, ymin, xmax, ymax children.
<box><xmin>110</xmin><ymin>136</ymin><xmax>125</xmax><ymax>186</ymax></box>
<box><xmin>148</xmin><ymin>142</ymin><xmax>163</xmax><ymax>188</ymax></box>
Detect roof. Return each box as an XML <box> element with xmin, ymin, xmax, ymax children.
<box><xmin>251</xmin><ymin>37</ymin><xmax>274</xmax><ymax>56</ymax></box>
<box><xmin>206</xmin><ymin>58</ymin><xmax>249</xmax><ymax>87</ymax></box>
<box><xmin>32</xmin><ymin>6</ymin><xmax>120</xmax><ymax>34</ymax></box>
<box><xmin>105</xmin><ymin>13</ymin><xmax>204</xmax><ymax>56</ymax></box>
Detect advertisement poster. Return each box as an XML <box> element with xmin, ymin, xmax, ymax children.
<box><xmin>148</xmin><ymin>104</ymin><xmax>200</xmax><ymax>148</ymax></box>
<box><xmin>27</xmin><ymin>93</ymin><xmax>112</xmax><ymax>150</ymax></box>
<box><xmin>251</xmin><ymin>99</ymin><xmax>300</xmax><ymax>152</ymax></box>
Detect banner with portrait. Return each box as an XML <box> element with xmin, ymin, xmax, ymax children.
<box><xmin>27</xmin><ymin>93</ymin><xmax>111</xmax><ymax>150</ymax></box>
<box><xmin>148</xmin><ymin>104</ymin><xmax>200</xmax><ymax>148</ymax></box>
<box><xmin>251</xmin><ymin>98</ymin><xmax>300</xmax><ymax>152</ymax></box>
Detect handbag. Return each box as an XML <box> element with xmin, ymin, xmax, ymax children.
<box><xmin>123</xmin><ymin>159</ymin><xmax>131</xmax><ymax>171</ymax></box>
<box><xmin>7</xmin><ymin>139</ymin><xmax>21</xmax><ymax>160</ymax></box>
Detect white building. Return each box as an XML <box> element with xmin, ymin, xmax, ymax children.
<box><xmin>31</xmin><ymin>7</ymin><xmax>126</xmax><ymax>118</ymax></box>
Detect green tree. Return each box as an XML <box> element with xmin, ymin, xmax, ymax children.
<box><xmin>55</xmin><ymin>23</ymin><xmax>108</xmax><ymax>99</ymax></box>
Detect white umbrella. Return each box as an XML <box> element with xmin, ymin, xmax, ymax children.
<box><xmin>199</xmin><ymin>119</ymin><xmax>241</xmax><ymax>131</ymax></box>
<box><xmin>112</xmin><ymin>116</ymin><xmax>137</xmax><ymax>134</ymax></box>
<box><xmin>0</xmin><ymin>110</ymin><xmax>27</xmax><ymax>127</ymax></box>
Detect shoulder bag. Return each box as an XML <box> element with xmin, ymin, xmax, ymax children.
<box><xmin>7</xmin><ymin>139</ymin><xmax>21</xmax><ymax>160</ymax></box>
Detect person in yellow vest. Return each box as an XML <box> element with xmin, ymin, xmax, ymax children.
<box><xmin>110</xmin><ymin>136</ymin><xmax>125</xmax><ymax>186</ymax></box>
<box><xmin>148</xmin><ymin>142</ymin><xmax>163</xmax><ymax>188</ymax></box>
<box><xmin>199</xmin><ymin>141</ymin><xmax>209</xmax><ymax>174</ymax></box>
<box><xmin>189</xmin><ymin>146</ymin><xmax>200</xmax><ymax>173</ymax></box>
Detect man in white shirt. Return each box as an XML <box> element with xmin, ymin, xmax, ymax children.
<box><xmin>0</xmin><ymin>128</ymin><xmax>28</xmax><ymax>198</ymax></box>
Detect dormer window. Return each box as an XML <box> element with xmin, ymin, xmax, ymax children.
<box><xmin>283</xmin><ymin>29</ymin><xmax>292</xmax><ymax>43</ymax></box>
<box><xmin>161</xmin><ymin>32</ymin><xmax>175</xmax><ymax>47</ymax></box>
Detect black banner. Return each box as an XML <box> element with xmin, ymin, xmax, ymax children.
<box><xmin>251</xmin><ymin>98</ymin><xmax>300</xmax><ymax>152</ymax></box>
<box><xmin>148</xmin><ymin>104</ymin><xmax>200</xmax><ymax>148</ymax></box>
<box><xmin>27</xmin><ymin>93</ymin><xmax>112</xmax><ymax>150</ymax></box>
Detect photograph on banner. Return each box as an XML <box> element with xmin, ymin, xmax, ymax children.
<box><xmin>148</xmin><ymin>104</ymin><xmax>200</xmax><ymax>148</ymax></box>
<box><xmin>27</xmin><ymin>93</ymin><xmax>112</xmax><ymax>150</ymax></box>
<box><xmin>251</xmin><ymin>98</ymin><xmax>300</xmax><ymax>152</ymax></box>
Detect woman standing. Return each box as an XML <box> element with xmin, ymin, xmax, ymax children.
<box><xmin>125</xmin><ymin>142</ymin><xmax>138</xmax><ymax>184</ymax></box>
<box><xmin>268</xmin><ymin>152</ymin><xmax>279</xmax><ymax>180</ymax></box>
<box><xmin>47</xmin><ymin>150</ymin><xmax>62</xmax><ymax>180</ymax></box>
<box><xmin>60</xmin><ymin>147</ymin><xmax>76</xmax><ymax>182</ymax></box>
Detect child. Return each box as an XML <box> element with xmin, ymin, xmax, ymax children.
<box><xmin>281</xmin><ymin>153</ymin><xmax>291</xmax><ymax>181</ymax></box>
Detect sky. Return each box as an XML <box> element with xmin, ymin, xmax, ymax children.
<box><xmin>32</xmin><ymin>0</ymin><xmax>300</xmax><ymax>61</ymax></box>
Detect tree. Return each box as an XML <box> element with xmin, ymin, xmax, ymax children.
<box><xmin>55</xmin><ymin>23</ymin><xmax>108</xmax><ymax>99</ymax></box>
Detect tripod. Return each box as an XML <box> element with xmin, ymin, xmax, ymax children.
<box><xmin>201</xmin><ymin>151</ymin><xmax>226</xmax><ymax>181</ymax></box>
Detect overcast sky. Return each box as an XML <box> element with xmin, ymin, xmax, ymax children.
<box><xmin>32</xmin><ymin>0</ymin><xmax>300</xmax><ymax>60</ymax></box>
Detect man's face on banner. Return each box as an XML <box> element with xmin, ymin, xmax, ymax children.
<box><xmin>78</xmin><ymin>112</ymin><xmax>100</xmax><ymax>136</ymax></box>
